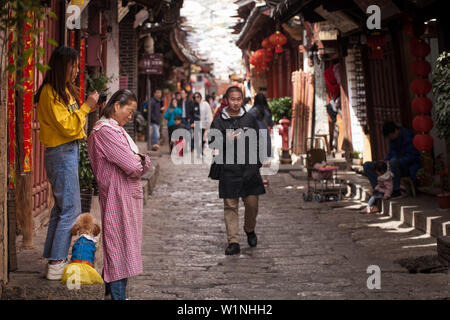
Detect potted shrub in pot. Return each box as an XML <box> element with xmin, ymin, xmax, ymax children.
<box><xmin>352</xmin><ymin>151</ymin><xmax>363</xmax><ymax>165</ymax></box>
<box><xmin>79</xmin><ymin>140</ymin><xmax>94</xmax><ymax>213</ymax></box>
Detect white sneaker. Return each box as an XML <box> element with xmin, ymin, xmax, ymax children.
<box><xmin>46</xmin><ymin>260</ymin><xmax>68</xmax><ymax>280</ymax></box>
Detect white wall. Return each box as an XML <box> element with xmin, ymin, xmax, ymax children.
<box><xmin>105</xmin><ymin>0</ymin><xmax>120</xmax><ymax>97</ymax></box>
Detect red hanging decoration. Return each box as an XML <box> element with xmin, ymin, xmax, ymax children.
<box><xmin>80</xmin><ymin>37</ymin><xmax>85</xmax><ymax>104</ymax></box>
<box><xmin>269</xmin><ymin>31</ymin><xmax>287</xmax><ymax>53</ymax></box>
<box><xmin>411</xmin><ymin>40</ymin><xmax>431</xmax><ymax>58</ymax></box>
<box><xmin>412</xmin><ymin>97</ymin><xmax>433</xmax><ymax>114</ymax></box>
<box><xmin>412</xmin><ymin>115</ymin><xmax>434</xmax><ymax>132</ymax></box>
<box><xmin>7</xmin><ymin>15</ymin><xmax>15</xmax><ymax>189</ymax></box>
<box><xmin>410</xmin><ymin>78</ymin><xmax>432</xmax><ymax>95</ymax></box>
<box><xmin>265</xmin><ymin>49</ymin><xmax>273</xmax><ymax>62</ymax></box>
<box><xmin>254</xmin><ymin>49</ymin><xmax>268</xmax><ymax>69</ymax></box>
<box><xmin>261</xmin><ymin>38</ymin><xmax>272</xmax><ymax>50</ymax></box>
<box><xmin>23</xmin><ymin>11</ymin><xmax>34</xmax><ymax>172</ymax></box>
<box><xmin>411</xmin><ymin>60</ymin><xmax>431</xmax><ymax>76</ymax></box>
<box><xmin>413</xmin><ymin>134</ymin><xmax>433</xmax><ymax>151</ymax></box>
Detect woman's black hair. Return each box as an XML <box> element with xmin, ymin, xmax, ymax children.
<box><xmin>34</xmin><ymin>46</ymin><xmax>80</xmax><ymax>105</ymax></box>
<box><xmin>194</xmin><ymin>92</ymin><xmax>202</xmax><ymax>99</ymax></box>
<box><xmin>253</xmin><ymin>93</ymin><xmax>269</xmax><ymax>120</ymax></box>
<box><xmin>101</xmin><ymin>89</ymin><xmax>137</xmax><ymax>118</ymax></box>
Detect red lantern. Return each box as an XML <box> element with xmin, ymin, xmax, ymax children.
<box><xmin>249</xmin><ymin>55</ymin><xmax>258</xmax><ymax>66</ymax></box>
<box><xmin>261</xmin><ymin>38</ymin><xmax>272</xmax><ymax>50</ymax></box>
<box><xmin>254</xmin><ymin>49</ymin><xmax>268</xmax><ymax>69</ymax></box>
<box><xmin>265</xmin><ymin>49</ymin><xmax>273</xmax><ymax>62</ymax></box>
<box><xmin>269</xmin><ymin>31</ymin><xmax>287</xmax><ymax>53</ymax></box>
<box><xmin>413</xmin><ymin>134</ymin><xmax>433</xmax><ymax>151</ymax></box>
<box><xmin>404</xmin><ymin>22</ymin><xmax>414</xmax><ymax>36</ymax></box>
<box><xmin>411</xmin><ymin>40</ymin><xmax>431</xmax><ymax>58</ymax></box>
<box><xmin>411</xmin><ymin>78</ymin><xmax>432</xmax><ymax>95</ymax></box>
<box><xmin>412</xmin><ymin>115</ymin><xmax>433</xmax><ymax>132</ymax></box>
<box><xmin>411</xmin><ymin>60</ymin><xmax>431</xmax><ymax>76</ymax></box>
<box><xmin>412</xmin><ymin>97</ymin><xmax>433</xmax><ymax>114</ymax></box>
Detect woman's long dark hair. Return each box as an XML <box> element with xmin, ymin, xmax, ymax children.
<box><xmin>101</xmin><ymin>89</ymin><xmax>138</xmax><ymax>118</ymax></box>
<box><xmin>34</xmin><ymin>46</ymin><xmax>80</xmax><ymax>105</ymax></box>
<box><xmin>253</xmin><ymin>93</ymin><xmax>270</xmax><ymax>120</ymax></box>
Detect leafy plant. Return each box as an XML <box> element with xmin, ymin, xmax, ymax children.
<box><xmin>79</xmin><ymin>141</ymin><xmax>94</xmax><ymax>191</ymax></box>
<box><xmin>85</xmin><ymin>72</ymin><xmax>114</xmax><ymax>95</ymax></box>
<box><xmin>268</xmin><ymin>97</ymin><xmax>292</xmax><ymax>123</ymax></box>
<box><xmin>353</xmin><ymin>151</ymin><xmax>362</xmax><ymax>159</ymax></box>
<box><xmin>432</xmin><ymin>51</ymin><xmax>450</xmax><ymax>147</ymax></box>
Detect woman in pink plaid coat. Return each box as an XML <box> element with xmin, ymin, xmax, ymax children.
<box><xmin>88</xmin><ymin>89</ymin><xmax>151</xmax><ymax>300</ymax></box>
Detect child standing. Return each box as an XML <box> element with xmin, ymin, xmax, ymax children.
<box><xmin>164</xmin><ymin>98</ymin><xmax>183</xmax><ymax>151</ymax></box>
<box><xmin>361</xmin><ymin>160</ymin><xmax>394</xmax><ymax>214</ymax></box>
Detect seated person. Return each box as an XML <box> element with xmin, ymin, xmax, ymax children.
<box><xmin>363</xmin><ymin>121</ymin><xmax>421</xmax><ymax>198</ymax></box>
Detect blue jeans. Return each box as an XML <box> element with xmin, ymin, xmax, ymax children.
<box><xmin>367</xmin><ymin>190</ymin><xmax>384</xmax><ymax>209</ymax></box>
<box><xmin>363</xmin><ymin>159</ymin><xmax>409</xmax><ymax>191</ymax></box>
<box><xmin>43</xmin><ymin>140</ymin><xmax>81</xmax><ymax>261</ymax></box>
<box><xmin>105</xmin><ymin>278</ymin><xmax>128</xmax><ymax>300</ymax></box>
<box><xmin>150</xmin><ymin>122</ymin><xmax>160</xmax><ymax>146</ymax></box>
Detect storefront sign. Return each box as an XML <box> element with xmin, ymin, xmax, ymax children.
<box><xmin>139</xmin><ymin>53</ymin><xmax>163</xmax><ymax>75</ymax></box>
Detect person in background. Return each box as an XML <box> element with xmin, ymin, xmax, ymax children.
<box><xmin>193</xmin><ymin>92</ymin><xmax>213</xmax><ymax>157</ymax></box>
<box><xmin>244</xmin><ymin>97</ymin><xmax>252</xmax><ymax>112</ymax></box>
<box><xmin>149</xmin><ymin>88</ymin><xmax>164</xmax><ymax>151</ymax></box>
<box><xmin>35</xmin><ymin>46</ymin><xmax>99</xmax><ymax>280</ymax></box>
<box><xmin>363</xmin><ymin>121</ymin><xmax>421</xmax><ymax>198</ymax></box>
<box><xmin>213</xmin><ymin>94</ymin><xmax>228</xmax><ymax>120</ymax></box>
<box><xmin>360</xmin><ymin>161</ymin><xmax>393</xmax><ymax>214</ymax></box>
<box><xmin>178</xmin><ymin>89</ymin><xmax>193</xmax><ymax>130</ymax></box>
<box><xmin>164</xmin><ymin>97</ymin><xmax>182</xmax><ymax>153</ymax></box>
<box><xmin>175</xmin><ymin>91</ymin><xmax>181</xmax><ymax>105</ymax></box>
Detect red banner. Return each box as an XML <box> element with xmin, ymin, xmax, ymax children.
<box><xmin>80</xmin><ymin>37</ymin><xmax>85</xmax><ymax>104</ymax></box>
<box><xmin>23</xmin><ymin>11</ymin><xmax>34</xmax><ymax>172</ymax></box>
<box><xmin>8</xmin><ymin>24</ymin><xmax>15</xmax><ymax>188</ymax></box>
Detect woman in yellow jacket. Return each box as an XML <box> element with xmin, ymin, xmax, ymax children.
<box><xmin>35</xmin><ymin>46</ymin><xmax>99</xmax><ymax>280</ymax></box>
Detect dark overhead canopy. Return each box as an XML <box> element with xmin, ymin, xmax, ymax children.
<box><xmin>236</xmin><ymin>5</ymin><xmax>275</xmax><ymax>50</ymax></box>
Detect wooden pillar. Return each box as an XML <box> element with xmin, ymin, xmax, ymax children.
<box><xmin>0</xmin><ymin>61</ymin><xmax>8</xmax><ymax>282</ymax></box>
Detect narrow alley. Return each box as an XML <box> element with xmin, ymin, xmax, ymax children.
<box><xmin>128</xmin><ymin>144</ymin><xmax>449</xmax><ymax>299</ymax></box>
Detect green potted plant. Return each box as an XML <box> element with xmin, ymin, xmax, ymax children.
<box><xmin>432</xmin><ymin>51</ymin><xmax>450</xmax><ymax>208</ymax></box>
<box><xmin>79</xmin><ymin>140</ymin><xmax>94</xmax><ymax>213</ymax></box>
<box><xmin>352</xmin><ymin>151</ymin><xmax>363</xmax><ymax>165</ymax></box>
<box><xmin>268</xmin><ymin>97</ymin><xmax>292</xmax><ymax>123</ymax></box>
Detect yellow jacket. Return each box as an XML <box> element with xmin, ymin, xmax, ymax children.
<box><xmin>37</xmin><ymin>84</ymin><xmax>91</xmax><ymax>147</ymax></box>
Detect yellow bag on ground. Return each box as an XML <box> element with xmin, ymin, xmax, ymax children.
<box><xmin>61</xmin><ymin>263</ymin><xmax>104</xmax><ymax>285</ymax></box>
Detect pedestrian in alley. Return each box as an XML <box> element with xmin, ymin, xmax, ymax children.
<box><xmin>213</xmin><ymin>94</ymin><xmax>228</xmax><ymax>119</ymax></box>
<box><xmin>363</xmin><ymin>121</ymin><xmax>421</xmax><ymax>198</ymax></box>
<box><xmin>360</xmin><ymin>160</ymin><xmax>394</xmax><ymax>214</ymax></box>
<box><xmin>149</xmin><ymin>88</ymin><xmax>165</xmax><ymax>151</ymax></box>
<box><xmin>35</xmin><ymin>46</ymin><xmax>99</xmax><ymax>280</ymax></box>
<box><xmin>248</xmin><ymin>93</ymin><xmax>274</xmax><ymax>186</ymax></box>
<box><xmin>208</xmin><ymin>86</ymin><xmax>266</xmax><ymax>255</ymax></box>
<box><xmin>192</xmin><ymin>92</ymin><xmax>213</xmax><ymax>157</ymax></box>
<box><xmin>178</xmin><ymin>89</ymin><xmax>193</xmax><ymax>130</ymax></box>
<box><xmin>88</xmin><ymin>89</ymin><xmax>151</xmax><ymax>300</ymax></box>
<box><xmin>164</xmin><ymin>97</ymin><xmax>183</xmax><ymax>153</ymax></box>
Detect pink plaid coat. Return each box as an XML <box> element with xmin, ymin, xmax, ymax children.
<box><xmin>88</xmin><ymin>122</ymin><xmax>151</xmax><ymax>283</ymax></box>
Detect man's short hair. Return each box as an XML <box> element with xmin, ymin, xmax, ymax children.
<box><xmin>383</xmin><ymin>121</ymin><xmax>399</xmax><ymax>137</ymax></box>
<box><xmin>174</xmin><ymin>115</ymin><xmax>182</xmax><ymax>120</ymax></box>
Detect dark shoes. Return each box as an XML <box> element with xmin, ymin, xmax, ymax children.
<box><xmin>245</xmin><ymin>230</ymin><xmax>258</xmax><ymax>247</ymax></box>
<box><xmin>225</xmin><ymin>243</ymin><xmax>240</xmax><ymax>255</ymax></box>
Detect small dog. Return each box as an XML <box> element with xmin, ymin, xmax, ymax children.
<box><xmin>61</xmin><ymin>213</ymin><xmax>104</xmax><ymax>286</ymax></box>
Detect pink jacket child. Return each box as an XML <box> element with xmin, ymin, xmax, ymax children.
<box><xmin>375</xmin><ymin>169</ymin><xmax>394</xmax><ymax>198</ymax></box>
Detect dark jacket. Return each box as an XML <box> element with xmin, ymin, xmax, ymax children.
<box><xmin>150</xmin><ymin>97</ymin><xmax>163</xmax><ymax>125</ymax></box>
<box><xmin>190</xmin><ymin>102</ymin><xmax>201</xmax><ymax>124</ymax></box>
<box><xmin>249</xmin><ymin>106</ymin><xmax>274</xmax><ymax>158</ymax></box>
<box><xmin>178</xmin><ymin>98</ymin><xmax>194</xmax><ymax>122</ymax></box>
<box><xmin>209</xmin><ymin>107</ymin><xmax>266</xmax><ymax>199</ymax></box>
<box><xmin>384</xmin><ymin>127</ymin><xmax>422</xmax><ymax>181</ymax></box>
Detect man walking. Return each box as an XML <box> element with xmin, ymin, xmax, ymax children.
<box><xmin>208</xmin><ymin>86</ymin><xmax>266</xmax><ymax>255</ymax></box>
<box><xmin>149</xmin><ymin>88</ymin><xmax>164</xmax><ymax>151</ymax></box>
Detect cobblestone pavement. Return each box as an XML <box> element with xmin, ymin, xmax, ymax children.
<box><xmin>129</xmin><ymin>149</ymin><xmax>450</xmax><ymax>300</ymax></box>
